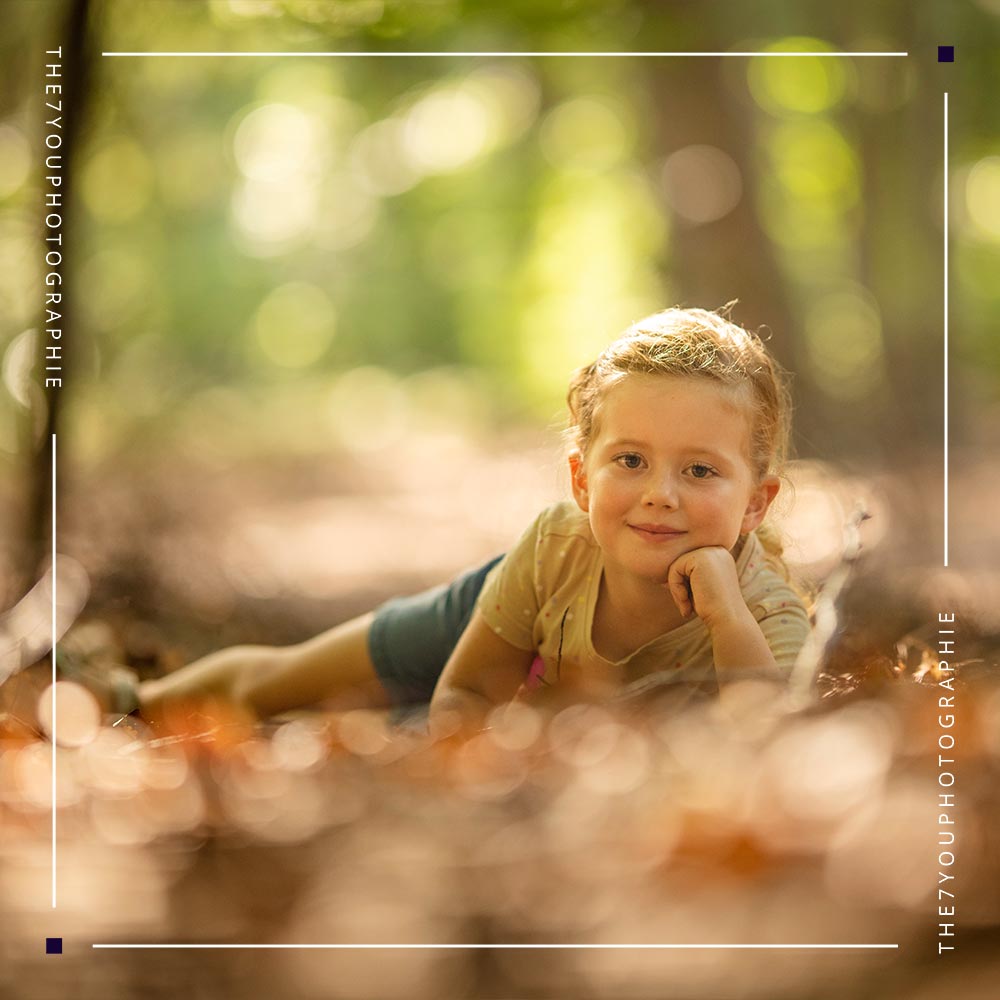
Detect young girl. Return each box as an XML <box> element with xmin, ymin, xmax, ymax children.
<box><xmin>133</xmin><ymin>306</ymin><xmax>810</xmax><ymax>733</ymax></box>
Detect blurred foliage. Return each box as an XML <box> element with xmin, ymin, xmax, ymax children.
<box><xmin>1</xmin><ymin>0</ymin><xmax>999</xmax><ymax>475</ymax></box>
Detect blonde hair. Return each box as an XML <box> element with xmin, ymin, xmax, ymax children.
<box><xmin>566</xmin><ymin>305</ymin><xmax>793</xmax><ymax>556</ymax></box>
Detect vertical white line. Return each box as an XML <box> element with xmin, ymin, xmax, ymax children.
<box><xmin>51</xmin><ymin>431</ymin><xmax>57</xmax><ymax>909</ymax></box>
<box><xmin>943</xmin><ymin>93</ymin><xmax>949</xmax><ymax>569</ymax></box>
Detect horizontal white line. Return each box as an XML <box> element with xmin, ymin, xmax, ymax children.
<box><xmin>92</xmin><ymin>943</ymin><xmax>900</xmax><ymax>950</ymax></box>
<box><xmin>101</xmin><ymin>51</ymin><xmax>908</xmax><ymax>58</ymax></box>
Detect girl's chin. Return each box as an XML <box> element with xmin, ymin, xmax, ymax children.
<box><xmin>620</xmin><ymin>559</ymin><xmax>678</xmax><ymax>586</ymax></box>
<box><xmin>626</xmin><ymin>541</ymin><xmax>738</xmax><ymax>579</ymax></box>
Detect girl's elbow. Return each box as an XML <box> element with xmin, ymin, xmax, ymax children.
<box><xmin>428</xmin><ymin>684</ymin><xmax>492</xmax><ymax>738</ymax></box>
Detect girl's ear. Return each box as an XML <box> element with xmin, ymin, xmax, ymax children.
<box><xmin>740</xmin><ymin>475</ymin><xmax>780</xmax><ymax>534</ymax></box>
<box><xmin>568</xmin><ymin>450</ymin><xmax>590</xmax><ymax>512</ymax></box>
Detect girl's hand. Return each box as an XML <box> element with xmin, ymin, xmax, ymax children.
<box><xmin>666</xmin><ymin>545</ymin><xmax>781</xmax><ymax>679</ymax></box>
<box><xmin>665</xmin><ymin>546</ymin><xmax>747</xmax><ymax>630</ymax></box>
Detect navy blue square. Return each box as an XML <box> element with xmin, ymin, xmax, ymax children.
<box><xmin>46</xmin><ymin>937</ymin><xmax>62</xmax><ymax>954</ymax></box>
<box><xmin>938</xmin><ymin>46</ymin><xmax>954</xmax><ymax>62</ymax></box>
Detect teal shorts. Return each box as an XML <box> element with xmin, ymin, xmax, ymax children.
<box><xmin>367</xmin><ymin>555</ymin><xmax>504</xmax><ymax>706</ymax></box>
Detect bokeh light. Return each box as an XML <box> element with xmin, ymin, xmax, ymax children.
<box><xmin>661</xmin><ymin>144</ymin><xmax>743</xmax><ymax>225</ymax></box>
<box><xmin>0</xmin><ymin>123</ymin><xmax>31</xmax><ymax>198</ymax></box>
<box><xmin>2</xmin><ymin>328</ymin><xmax>36</xmax><ymax>409</ymax></box>
<box><xmin>769</xmin><ymin>119</ymin><xmax>859</xmax><ymax>207</ymax></box>
<box><xmin>0</xmin><ymin>209</ymin><xmax>38</xmax><ymax>329</ymax></box>
<box><xmin>229</xmin><ymin>102</ymin><xmax>330</xmax><ymax>252</ymax></box>
<box><xmin>252</xmin><ymin>280</ymin><xmax>337</xmax><ymax>368</ymax></box>
<box><xmin>779</xmin><ymin>480</ymin><xmax>846</xmax><ymax>573</ymax></box>
<box><xmin>352</xmin><ymin>115</ymin><xmax>423</xmax><ymax>197</ymax></box>
<box><xmin>464</xmin><ymin>63</ymin><xmax>541</xmax><ymax>144</ymax></box>
<box><xmin>233</xmin><ymin>102</ymin><xmax>323</xmax><ymax>183</ymax></box>
<box><xmin>36</xmin><ymin>681</ymin><xmax>101</xmax><ymax>748</ymax></box>
<box><xmin>539</xmin><ymin>95</ymin><xmax>634</xmax><ymax>173</ymax></box>
<box><xmin>803</xmin><ymin>285</ymin><xmax>885</xmax><ymax>400</ymax></box>
<box><xmin>756</xmin><ymin>117</ymin><xmax>861</xmax><ymax>254</ymax></box>
<box><xmin>759</xmin><ymin>703</ymin><xmax>896</xmax><ymax>825</ymax></box>
<box><xmin>748</xmin><ymin>38</ymin><xmax>850</xmax><ymax>115</ymax></box>
<box><xmin>519</xmin><ymin>169</ymin><xmax>664</xmax><ymax>401</ymax></box>
<box><xmin>402</xmin><ymin>84</ymin><xmax>496</xmax><ymax>174</ymax></box>
<box><xmin>824</xmin><ymin>780</ymin><xmax>937</xmax><ymax>909</ymax></box>
<box><xmin>231</xmin><ymin>175</ymin><xmax>319</xmax><ymax>251</ymax></box>
<box><xmin>964</xmin><ymin>155</ymin><xmax>1000</xmax><ymax>242</ymax></box>
<box><xmin>313</xmin><ymin>169</ymin><xmax>380</xmax><ymax>250</ymax></box>
<box><xmin>81</xmin><ymin>137</ymin><xmax>154</xmax><ymax>223</ymax></box>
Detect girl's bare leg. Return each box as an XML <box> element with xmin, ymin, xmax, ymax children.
<box><xmin>138</xmin><ymin>612</ymin><xmax>390</xmax><ymax>719</ymax></box>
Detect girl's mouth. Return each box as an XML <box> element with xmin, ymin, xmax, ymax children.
<box><xmin>629</xmin><ymin>523</ymin><xmax>686</xmax><ymax>540</ymax></box>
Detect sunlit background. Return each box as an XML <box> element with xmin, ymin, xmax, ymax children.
<box><xmin>1</xmin><ymin>1</ymin><xmax>999</xmax><ymax>994</ymax></box>
<box><xmin>0</xmin><ymin>4</ymin><xmax>998</xmax><ymax>620</ymax></box>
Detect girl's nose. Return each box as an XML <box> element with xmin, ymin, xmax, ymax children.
<box><xmin>642</xmin><ymin>474</ymin><xmax>679</xmax><ymax>507</ymax></box>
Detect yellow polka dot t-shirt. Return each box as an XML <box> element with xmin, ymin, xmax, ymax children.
<box><xmin>477</xmin><ymin>501</ymin><xmax>810</xmax><ymax>696</ymax></box>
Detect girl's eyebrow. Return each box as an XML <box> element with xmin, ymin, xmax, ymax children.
<box><xmin>604</xmin><ymin>438</ymin><xmax>646</xmax><ymax>450</ymax></box>
<box><xmin>603</xmin><ymin>437</ymin><xmax>733</xmax><ymax>462</ymax></box>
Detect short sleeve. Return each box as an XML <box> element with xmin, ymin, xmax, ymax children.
<box><xmin>476</xmin><ymin>512</ymin><xmax>544</xmax><ymax>651</ymax></box>
<box><xmin>753</xmin><ymin>589</ymin><xmax>812</xmax><ymax>675</ymax></box>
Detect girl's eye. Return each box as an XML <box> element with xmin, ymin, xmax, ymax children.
<box><xmin>616</xmin><ymin>453</ymin><xmax>644</xmax><ymax>470</ymax></box>
<box><xmin>689</xmin><ymin>463</ymin><xmax>716</xmax><ymax>479</ymax></box>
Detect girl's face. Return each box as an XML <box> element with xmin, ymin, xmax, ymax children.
<box><xmin>569</xmin><ymin>374</ymin><xmax>779</xmax><ymax>587</ymax></box>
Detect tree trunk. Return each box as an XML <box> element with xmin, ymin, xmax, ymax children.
<box><xmin>644</xmin><ymin>55</ymin><xmax>800</xmax><ymax>422</ymax></box>
<box><xmin>22</xmin><ymin>0</ymin><xmax>94</xmax><ymax>590</ymax></box>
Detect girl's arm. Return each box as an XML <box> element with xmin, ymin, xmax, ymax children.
<box><xmin>138</xmin><ymin>644</ymin><xmax>282</xmax><ymax>716</ymax></box>
<box><xmin>701</xmin><ymin>608</ymin><xmax>778</xmax><ymax>677</ymax></box>
<box><xmin>428</xmin><ymin>609</ymin><xmax>536</xmax><ymax>737</ymax></box>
